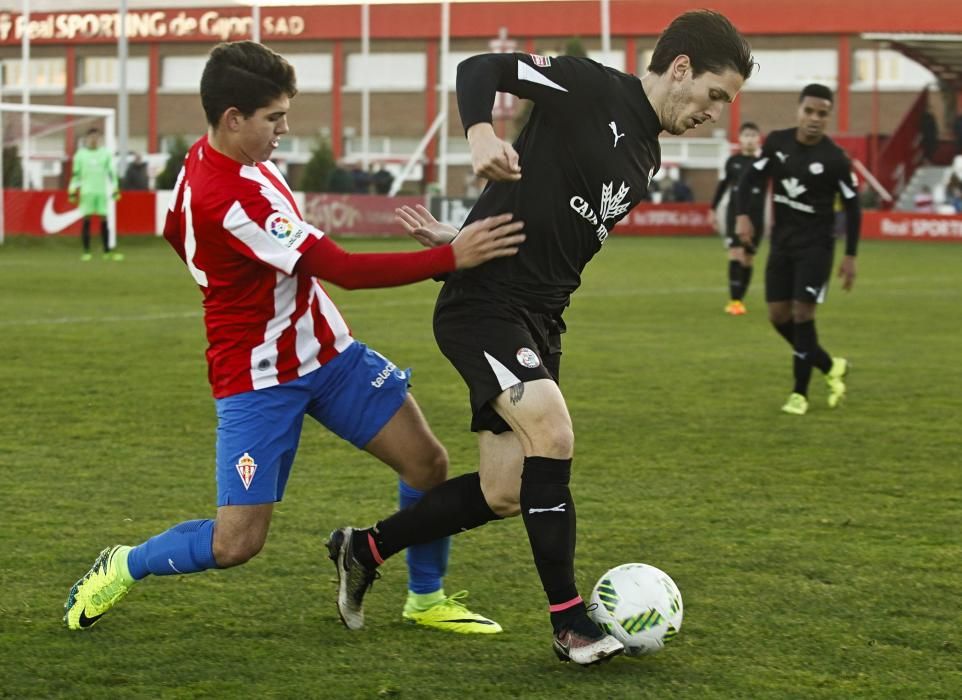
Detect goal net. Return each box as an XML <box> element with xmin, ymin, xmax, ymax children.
<box><xmin>0</xmin><ymin>103</ymin><xmax>116</xmax><ymax>245</ymax></box>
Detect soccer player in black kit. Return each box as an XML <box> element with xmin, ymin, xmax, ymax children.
<box><xmin>327</xmin><ymin>10</ymin><xmax>755</xmax><ymax>665</ymax></box>
<box><xmin>734</xmin><ymin>83</ymin><xmax>859</xmax><ymax>415</ymax></box>
<box><xmin>710</xmin><ymin>121</ymin><xmax>764</xmax><ymax>314</ymax></box>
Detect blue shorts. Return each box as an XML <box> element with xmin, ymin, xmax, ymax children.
<box><xmin>214</xmin><ymin>341</ymin><xmax>410</xmax><ymax>506</ymax></box>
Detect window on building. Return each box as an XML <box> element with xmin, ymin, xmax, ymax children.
<box><xmin>77</xmin><ymin>56</ymin><xmax>149</xmax><ymax>93</ymax></box>
<box><xmin>346</xmin><ymin>52</ymin><xmax>426</xmax><ymax>91</ymax></box>
<box><xmin>160</xmin><ymin>55</ymin><xmax>208</xmax><ymax>91</ymax></box>
<box><xmin>852</xmin><ymin>49</ymin><xmax>937</xmax><ymax>90</ymax></box>
<box><xmin>1</xmin><ymin>58</ymin><xmax>66</xmax><ymax>92</ymax></box>
<box><xmin>743</xmin><ymin>50</ymin><xmax>838</xmax><ymax>91</ymax></box>
<box><xmin>285</xmin><ymin>53</ymin><xmax>332</xmax><ymax>92</ymax></box>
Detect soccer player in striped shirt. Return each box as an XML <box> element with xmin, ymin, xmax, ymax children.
<box><xmin>63</xmin><ymin>41</ymin><xmax>524</xmax><ymax>635</ymax></box>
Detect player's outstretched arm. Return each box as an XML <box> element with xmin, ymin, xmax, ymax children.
<box><xmin>450</xmin><ymin>213</ymin><xmax>525</xmax><ymax>269</ymax></box>
<box><xmin>294</xmin><ymin>214</ymin><xmax>523</xmax><ymax>289</ymax></box>
<box><xmin>395</xmin><ymin>204</ymin><xmax>458</xmax><ymax>247</ymax></box>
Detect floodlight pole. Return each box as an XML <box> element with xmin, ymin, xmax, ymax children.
<box><xmin>118</xmin><ymin>0</ymin><xmax>129</xmax><ymax>195</ymax></box>
<box><xmin>600</xmin><ymin>0</ymin><xmax>611</xmax><ymax>56</ymax></box>
<box><xmin>21</xmin><ymin>0</ymin><xmax>30</xmax><ymax>190</ymax></box>
<box><xmin>439</xmin><ymin>0</ymin><xmax>450</xmax><ymax>195</ymax></box>
<box><xmin>251</xmin><ymin>3</ymin><xmax>261</xmax><ymax>43</ymax></box>
<box><xmin>361</xmin><ymin>2</ymin><xmax>370</xmax><ymax>174</ymax></box>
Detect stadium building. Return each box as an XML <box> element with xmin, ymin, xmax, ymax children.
<box><xmin>0</xmin><ymin>0</ymin><xmax>960</xmax><ymax>202</ymax></box>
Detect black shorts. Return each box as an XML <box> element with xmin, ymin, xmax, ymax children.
<box><xmin>724</xmin><ymin>213</ymin><xmax>764</xmax><ymax>254</ymax></box>
<box><xmin>765</xmin><ymin>245</ymin><xmax>834</xmax><ymax>303</ymax></box>
<box><xmin>434</xmin><ymin>293</ymin><xmax>562</xmax><ymax>434</ymax></box>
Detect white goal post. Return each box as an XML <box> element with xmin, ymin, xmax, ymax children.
<box><xmin>0</xmin><ymin>103</ymin><xmax>116</xmax><ymax>246</ymax></box>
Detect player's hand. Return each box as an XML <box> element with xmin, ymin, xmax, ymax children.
<box><xmin>735</xmin><ymin>214</ymin><xmax>754</xmax><ymax>246</ymax></box>
<box><xmin>467</xmin><ymin>123</ymin><xmax>521</xmax><ymax>182</ymax></box>
<box><xmin>707</xmin><ymin>209</ymin><xmax>717</xmax><ymax>229</ymax></box>
<box><xmin>838</xmin><ymin>255</ymin><xmax>856</xmax><ymax>291</ymax></box>
<box><xmin>68</xmin><ymin>191</ymin><xmax>78</xmax><ymax>205</ymax></box>
<box><xmin>450</xmin><ymin>213</ymin><xmax>525</xmax><ymax>269</ymax></box>
<box><xmin>395</xmin><ymin>204</ymin><xmax>457</xmax><ymax>248</ymax></box>
<box><xmin>113</xmin><ymin>191</ymin><xmax>121</xmax><ymax>201</ymax></box>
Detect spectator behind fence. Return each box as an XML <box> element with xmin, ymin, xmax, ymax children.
<box><xmin>953</xmin><ymin>113</ymin><xmax>962</xmax><ymax>156</ymax></box>
<box><xmin>913</xmin><ymin>184</ymin><xmax>935</xmax><ymax>213</ymax></box>
<box><xmin>947</xmin><ymin>156</ymin><xmax>962</xmax><ymax>213</ymax></box>
<box><xmin>123</xmin><ymin>153</ymin><xmax>149</xmax><ymax>191</ymax></box>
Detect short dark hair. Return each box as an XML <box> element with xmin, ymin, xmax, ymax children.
<box><xmin>739</xmin><ymin>121</ymin><xmax>760</xmax><ymax>133</ymax></box>
<box><xmin>799</xmin><ymin>83</ymin><xmax>833</xmax><ymax>103</ymax></box>
<box><xmin>200</xmin><ymin>41</ymin><xmax>297</xmax><ymax>127</ymax></box>
<box><xmin>86</xmin><ymin>127</ymin><xmax>101</xmax><ymax>136</ymax></box>
<box><xmin>647</xmin><ymin>10</ymin><xmax>756</xmax><ymax>80</ymax></box>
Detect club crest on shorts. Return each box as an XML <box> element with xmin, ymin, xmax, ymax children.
<box><xmin>235</xmin><ymin>452</ymin><xmax>258</xmax><ymax>490</ymax></box>
<box><xmin>516</xmin><ymin>347</ymin><xmax>541</xmax><ymax>369</ymax></box>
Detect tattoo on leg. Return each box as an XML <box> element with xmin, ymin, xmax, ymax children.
<box><xmin>509</xmin><ymin>383</ymin><xmax>525</xmax><ymax>405</ymax></box>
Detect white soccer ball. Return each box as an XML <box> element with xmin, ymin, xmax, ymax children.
<box><xmin>589</xmin><ymin>563</ymin><xmax>683</xmax><ymax>657</ymax></box>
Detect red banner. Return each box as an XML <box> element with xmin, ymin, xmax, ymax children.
<box><xmin>614</xmin><ymin>203</ymin><xmax>714</xmax><ymax>236</ymax></box>
<box><xmin>3</xmin><ymin>189</ymin><xmax>157</xmax><ymax>236</ymax></box>
<box><xmin>302</xmin><ymin>193</ymin><xmax>423</xmax><ymax>237</ymax></box>
<box><xmin>862</xmin><ymin>210</ymin><xmax>962</xmax><ymax>242</ymax></box>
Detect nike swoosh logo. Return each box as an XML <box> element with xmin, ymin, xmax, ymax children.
<box><xmin>41</xmin><ymin>196</ymin><xmax>85</xmax><ymax>234</ymax></box>
<box><xmin>78</xmin><ymin>608</ymin><xmax>104</xmax><ymax>627</ymax></box>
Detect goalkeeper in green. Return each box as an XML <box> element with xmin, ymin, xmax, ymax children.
<box><xmin>69</xmin><ymin>128</ymin><xmax>121</xmax><ymax>261</ymax></box>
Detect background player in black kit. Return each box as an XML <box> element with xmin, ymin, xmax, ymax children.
<box><xmin>735</xmin><ymin>83</ymin><xmax>860</xmax><ymax>416</ymax></box>
<box><xmin>327</xmin><ymin>10</ymin><xmax>755</xmax><ymax>665</ymax></box>
<box><xmin>710</xmin><ymin>121</ymin><xmax>764</xmax><ymax>315</ymax></box>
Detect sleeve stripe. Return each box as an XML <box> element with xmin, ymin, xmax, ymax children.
<box><xmin>838</xmin><ymin>179</ymin><xmax>856</xmax><ymax>199</ymax></box>
<box><xmin>223</xmin><ymin>201</ymin><xmax>302</xmax><ymax>276</ymax></box>
<box><xmin>517</xmin><ymin>60</ymin><xmax>568</xmax><ymax>92</ymax></box>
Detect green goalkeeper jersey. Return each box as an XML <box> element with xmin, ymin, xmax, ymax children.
<box><xmin>69</xmin><ymin>146</ymin><xmax>118</xmax><ymax>197</ymax></box>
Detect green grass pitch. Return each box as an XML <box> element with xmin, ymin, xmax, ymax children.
<box><xmin>1</xmin><ymin>235</ymin><xmax>959</xmax><ymax>698</ymax></box>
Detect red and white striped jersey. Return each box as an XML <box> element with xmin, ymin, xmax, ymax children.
<box><xmin>163</xmin><ymin>136</ymin><xmax>354</xmax><ymax>398</ymax></box>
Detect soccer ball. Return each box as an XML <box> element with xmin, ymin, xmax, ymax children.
<box><xmin>588</xmin><ymin>563</ymin><xmax>683</xmax><ymax>657</ymax></box>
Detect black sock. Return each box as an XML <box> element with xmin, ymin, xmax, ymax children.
<box><xmin>81</xmin><ymin>218</ymin><xmax>91</xmax><ymax>253</ymax></box>
<box><xmin>519</xmin><ymin>456</ymin><xmax>583</xmax><ymax>631</ymax></box>
<box><xmin>101</xmin><ymin>221</ymin><xmax>111</xmax><ymax>253</ymax></box>
<box><xmin>774</xmin><ymin>320</ymin><xmax>794</xmax><ymax>348</ymax></box>
<box><xmin>793</xmin><ymin>320</ymin><xmax>819</xmax><ymax>396</ymax></box>
<box><xmin>805</xmin><ymin>321</ymin><xmax>833</xmax><ymax>374</ymax></box>
<box><xmin>741</xmin><ymin>265</ymin><xmax>753</xmax><ymax>298</ymax></box>
<box><xmin>728</xmin><ymin>260</ymin><xmax>744</xmax><ymax>300</ymax></box>
<box><xmin>353</xmin><ymin>472</ymin><xmax>500</xmax><ymax>569</ymax></box>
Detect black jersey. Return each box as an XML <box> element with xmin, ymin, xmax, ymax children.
<box><xmin>712</xmin><ymin>153</ymin><xmax>763</xmax><ymax>228</ymax></box>
<box><xmin>737</xmin><ymin>128</ymin><xmax>860</xmax><ymax>254</ymax></box>
<box><xmin>442</xmin><ymin>53</ymin><xmax>662</xmax><ymax>314</ymax></box>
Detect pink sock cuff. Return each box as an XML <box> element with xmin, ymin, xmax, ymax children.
<box><xmin>367</xmin><ymin>532</ymin><xmax>384</xmax><ymax>566</ymax></box>
<box><xmin>549</xmin><ymin>595</ymin><xmax>583</xmax><ymax>613</ymax></box>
